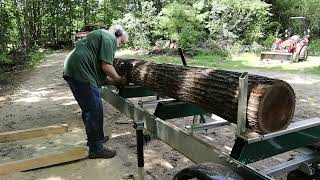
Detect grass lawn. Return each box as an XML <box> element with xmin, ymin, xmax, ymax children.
<box><xmin>116</xmin><ymin>50</ymin><xmax>320</xmax><ymax>75</ymax></box>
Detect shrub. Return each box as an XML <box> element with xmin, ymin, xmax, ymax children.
<box><xmin>206</xmin><ymin>0</ymin><xmax>270</xmax><ymax>45</ymax></box>
<box><xmin>29</xmin><ymin>50</ymin><xmax>46</xmax><ymax>66</ymax></box>
<box><xmin>114</xmin><ymin>1</ymin><xmax>157</xmax><ymax>49</ymax></box>
<box><xmin>309</xmin><ymin>38</ymin><xmax>320</xmax><ymax>54</ymax></box>
<box><xmin>261</xmin><ymin>34</ymin><xmax>277</xmax><ymax>49</ymax></box>
<box><xmin>154</xmin><ymin>2</ymin><xmax>206</xmax><ymax>50</ymax></box>
<box><xmin>0</xmin><ymin>52</ymin><xmax>12</xmax><ymax>65</ymax></box>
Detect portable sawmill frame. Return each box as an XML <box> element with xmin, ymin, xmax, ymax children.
<box><xmin>101</xmin><ymin>72</ymin><xmax>320</xmax><ymax>180</ymax></box>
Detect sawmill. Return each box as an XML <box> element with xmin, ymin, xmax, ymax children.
<box><xmin>98</xmin><ymin>53</ymin><xmax>320</xmax><ymax>180</ymax></box>
<box><xmin>1</xmin><ymin>0</ymin><xmax>320</xmax><ymax>179</ymax></box>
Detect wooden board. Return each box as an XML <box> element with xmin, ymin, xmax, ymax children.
<box><xmin>0</xmin><ymin>146</ymin><xmax>88</xmax><ymax>175</ymax></box>
<box><xmin>0</xmin><ymin>124</ymin><xmax>68</xmax><ymax>143</ymax></box>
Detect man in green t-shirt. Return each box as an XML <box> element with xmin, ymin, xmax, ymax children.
<box><xmin>63</xmin><ymin>25</ymin><xmax>128</xmax><ymax>159</ymax></box>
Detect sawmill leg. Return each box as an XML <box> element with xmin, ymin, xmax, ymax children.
<box><xmin>134</xmin><ymin>121</ymin><xmax>145</xmax><ymax>180</ymax></box>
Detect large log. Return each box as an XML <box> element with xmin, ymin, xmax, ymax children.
<box><xmin>113</xmin><ymin>58</ymin><xmax>296</xmax><ymax>134</ymax></box>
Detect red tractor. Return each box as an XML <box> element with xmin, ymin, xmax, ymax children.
<box><xmin>260</xmin><ymin>17</ymin><xmax>310</xmax><ymax>62</ymax></box>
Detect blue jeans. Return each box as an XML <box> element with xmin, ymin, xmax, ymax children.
<box><xmin>64</xmin><ymin>76</ymin><xmax>106</xmax><ymax>150</ymax></box>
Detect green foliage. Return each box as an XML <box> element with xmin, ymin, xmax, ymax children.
<box><xmin>0</xmin><ymin>1</ymin><xmax>13</xmax><ymax>52</ymax></box>
<box><xmin>261</xmin><ymin>34</ymin><xmax>277</xmax><ymax>49</ymax></box>
<box><xmin>154</xmin><ymin>2</ymin><xmax>205</xmax><ymax>49</ymax></box>
<box><xmin>114</xmin><ymin>1</ymin><xmax>157</xmax><ymax>49</ymax></box>
<box><xmin>2</xmin><ymin>0</ymin><xmax>320</xmax><ymax>65</ymax></box>
<box><xmin>178</xmin><ymin>26</ymin><xmax>204</xmax><ymax>50</ymax></box>
<box><xmin>0</xmin><ymin>53</ymin><xmax>12</xmax><ymax>65</ymax></box>
<box><xmin>268</xmin><ymin>0</ymin><xmax>320</xmax><ymax>36</ymax></box>
<box><xmin>309</xmin><ymin>39</ymin><xmax>320</xmax><ymax>53</ymax></box>
<box><xmin>28</xmin><ymin>50</ymin><xmax>46</xmax><ymax>66</ymax></box>
<box><xmin>193</xmin><ymin>40</ymin><xmax>230</xmax><ymax>57</ymax></box>
<box><xmin>206</xmin><ymin>0</ymin><xmax>270</xmax><ymax>45</ymax></box>
<box><xmin>115</xmin><ymin>13</ymin><xmax>149</xmax><ymax>48</ymax></box>
<box><xmin>97</xmin><ymin>0</ymin><xmax>126</xmax><ymax>25</ymax></box>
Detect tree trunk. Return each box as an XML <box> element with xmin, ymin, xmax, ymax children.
<box><xmin>83</xmin><ymin>0</ymin><xmax>88</xmax><ymax>25</ymax></box>
<box><xmin>23</xmin><ymin>0</ymin><xmax>30</xmax><ymax>53</ymax></box>
<box><xmin>36</xmin><ymin>1</ymin><xmax>41</xmax><ymax>44</ymax></box>
<box><xmin>12</xmin><ymin>0</ymin><xmax>24</xmax><ymax>50</ymax></box>
<box><xmin>113</xmin><ymin>58</ymin><xmax>296</xmax><ymax>134</ymax></box>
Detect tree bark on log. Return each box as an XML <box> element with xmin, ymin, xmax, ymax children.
<box><xmin>113</xmin><ymin>58</ymin><xmax>296</xmax><ymax>134</ymax></box>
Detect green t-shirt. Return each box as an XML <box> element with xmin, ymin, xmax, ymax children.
<box><xmin>63</xmin><ymin>29</ymin><xmax>117</xmax><ymax>87</ymax></box>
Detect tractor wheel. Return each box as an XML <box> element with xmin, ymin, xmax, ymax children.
<box><xmin>173</xmin><ymin>162</ymin><xmax>243</xmax><ymax>180</ymax></box>
<box><xmin>292</xmin><ymin>53</ymin><xmax>299</xmax><ymax>63</ymax></box>
<box><xmin>299</xmin><ymin>46</ymin><xmax>308</xmax><ymax>61</ymax></box>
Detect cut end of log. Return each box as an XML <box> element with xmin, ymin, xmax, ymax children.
<box><xmin>249</xmin><ymin>81</ymin><xmax>295</xmax><ymax>134</ymax></box>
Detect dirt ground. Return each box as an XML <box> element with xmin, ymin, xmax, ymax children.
<box><xmin>0</xmin><ymin>50</ymin><xmax>319</xmax><ymax>180</ymax></box>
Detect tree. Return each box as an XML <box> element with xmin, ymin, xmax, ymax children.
<box><xmin>114</xmin><ymin>1</ymin><xmax>158</xmax><ymax>49</ymax></box>
<box><xmin>266</xmin><ymin>0</ymin><xmax>320</xmax><ymax>36</ymax></box>
<box><xmin>0</xmin><ymin>1</ymin><xmax>12</xmax><ymax>52</ymax></box>
<box><xmin>206</xmin><ymin>0</ymin><xmax>270</xmax><ymax>45</ymax></box>
<box><xmin>154</xmin><ymin>2</ymin><xmax>206</xmax><ymax>49</ymax></box>
<box><xmin>97</xmin><ymin>0</ymin><xmax>127</xmax><ymax>25</ymax></box>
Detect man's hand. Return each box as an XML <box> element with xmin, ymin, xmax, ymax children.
<box><xmin>115</xmin><ymin>76</ymin><xmax>128</xmax><ymax>89</ymax></box>
<box><xmin>101</xmin><ymin>62</ymin><xmax>130</xmax><ymax>89</ymax></box>
<box><xmin>118</xmin><ymin>76</ymin><xmax>128</xmax><ymax>86</ymax></box>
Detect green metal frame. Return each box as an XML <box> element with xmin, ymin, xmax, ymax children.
<box><xmin>109</xmin><ymin>85</ymin><xmax>320</xmax><ymax>175</ymax></box>
<box><xmin>154</xmin><ymin>101</ymin><xmax>207</xmax><ymax>120</ymax></box>
<box><xmin>118</xmin><ymin>85</ymin><xmax>207</xmax><ymax>120</ymax></box>
<box><xmin>118</xmin><ymin>85</ymin><xmax>156</xmax><ymax>98</ymax></box>
<box><xmin>231</xmin><ymin>118</ymin><xmax>320</xmax><ymax>164</ymax></box>
<box><xmin>101</xmin><ymin>87</ymin><xmax>271</xmax><ymax>179</ymax></box>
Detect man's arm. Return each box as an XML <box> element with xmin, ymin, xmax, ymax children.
<box><xmin>102</xmin><ymin>62</ymin><xmax>127</xmax><ymax>85</ymax></box>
